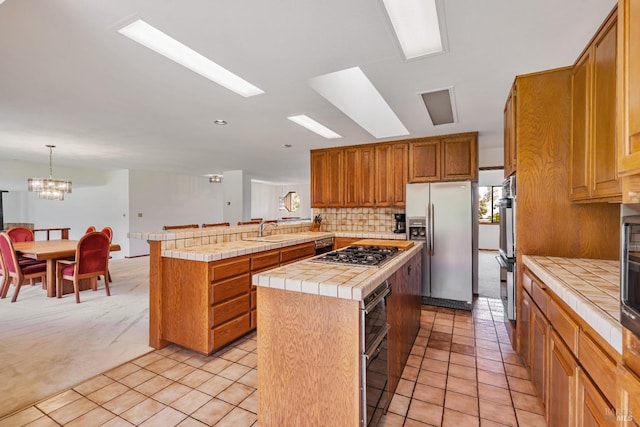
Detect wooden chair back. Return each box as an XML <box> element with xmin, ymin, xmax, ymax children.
<box><xmin>0</xmin><ymin>232</ymin><xmax>46</xmax><ymax>302</ymax></box>
<box><xmin>202</xmin><ymin>222</ymin><xmax>230</xmax><ymax>228</ymax></box>
<box><xmin>6</xmin><ymin>227</ymin><xmax>34</xmax><ymax>243</ymax></box>
<box><xmin>100</xmin><ymin>227</ymin><xmax>113</xmax><ymax>242</ymax></box>
<box><xmin>237</xmin><ymin>220</ymin><xmax>261</xmax><ymax>225</ymax></box>
<box><xmin>85</xmin><ymin>226</ymin><xmax>96</xmax><ymax>234</ymax></box>
<box><xmin>163</xmin><ymin>224</ymin><xmax>200</xmax><ymax>230</ymax></box>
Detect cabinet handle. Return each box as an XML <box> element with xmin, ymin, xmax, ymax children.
<box><xmin>408</xmin><ymin>265</ymin><xmax>412</xmax><ymax>275</ymax></box>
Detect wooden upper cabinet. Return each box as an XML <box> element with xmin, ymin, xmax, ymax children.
<box><xmin>325</xmin><ymin>149</ymin><xmax>344</xmax><ymax>207</ymax></box>
<box><xmin>360</xmin><ymin>146</ymin><xmax>376</xmax><ymax>207</ymax></box>
<box><xmin>375</xmin><ymin>144</ymin><xmax>393</xmax><ymax>206</ymax></box>
<box><xmin>504</xmin><ymin>85</ymin><xmax>517</xmax><ymax>178</ymax></box>
<box><xmin>310</xmin><ymin>150</ymin><xmax>327</xmax><ymax>208</ymax></box>
<box><xmin>571</xmin><ymin>7</ymin><xmax>620</xmax><ymax>202</ymax></box>
<box><xmin>344</xmin><ymin>146</ymin><xmax>375</xmax><ymax>207</ymax></box>
<box><xmin>390</xmin><ymin>143</ymin><xmax>408</xmax><ymax>207</ymax></box>
<box><xmin>618</xmin><ymin>0</ymin><xmax>640</xmax><ymax>178</ymax></box>
<box><xmin>408</xmin><ymin>132</ymin><xmax>477</xmax><ymax>183</ymax></box>
<box><xmin>408</xmin><ymin>139</ymin><xmax>440</xmax><ymax>182</ymax></box>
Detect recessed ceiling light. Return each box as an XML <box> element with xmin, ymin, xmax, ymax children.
<box><xmin>420</xmin><ymin>87</ymin><xmax>457</xmax><ymax>125</ymax></box>
<box><xmin>214</xmin><ymin>119</ymin><xmax>228</xmax><ymax>125</ymax></box>
<box><xmin>309</xmin><ymin>67</ymin><xmax>409</xmax><ymax>139</ymax></box>
<box><xmin>287</xmin><ymin>115</ymin><xmax>342</xmax><ymax>139</ymax></box>
<box><xmin>118</xmin><ymin>19</ymin><xmax>264</xmax><ymax>97</ymax></box>
<box><xmin>382</xmin><ymin>0</ymin><xmax>446</xmax><ymax>60</ymax></box>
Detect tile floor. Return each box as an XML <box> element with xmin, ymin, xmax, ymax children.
<box><xmin>0</xmin><ymin>298</ymin><xmax>546</xmax><ymax>426</ymax></box>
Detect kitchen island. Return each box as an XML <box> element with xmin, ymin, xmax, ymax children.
<box><xmin>253</xmin><ymin>243</ymin><xmax>423</xmax><ymax>427</ymax></box>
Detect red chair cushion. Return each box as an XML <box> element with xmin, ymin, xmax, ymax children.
<box><xmin>22</xmin><ymin>262</ymin><xmax>46</xmax><ymax>275</ymax></box>
<box><xmin>60</xmin><ymin>264</ymin><xmax>75</xmax><ymax>277</ymax></box>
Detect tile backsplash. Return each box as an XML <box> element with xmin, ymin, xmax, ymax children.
<box><xmin>312</xmin><ymin>208</ymin><xmax>404</xmax><ymax>233</ymax></box>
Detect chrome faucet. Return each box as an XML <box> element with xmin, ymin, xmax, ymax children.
<box><xmin>258</xmin><ymin>220</ymin><xmax>278</xmax><ymax>237</ymax></box>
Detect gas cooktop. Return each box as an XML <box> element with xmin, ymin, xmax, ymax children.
<box><xmin>312</xmin><ymin>245</ymin><xmax>400</xmax><ymax>268</ymax></box>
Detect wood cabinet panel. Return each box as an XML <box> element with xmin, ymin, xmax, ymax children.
<box><xmin>548</xmin><ymin>330</ymin><xmax>577</xmax><ymax>426</ymax></box>
<box><xmin>344</xmin><ymin>147</ymin><xmax>360</xmax><ymax>208</ymax></box>
<box><xmin>326</xmin><ymin>149</ymin><xmax>344</xmax><ymax>207</ymax></box>
<box><xmin>211</xmin><ymin>273</ymin><xmax>250</xmax><ymax>303</ymax></box>
<box><xmin>360</xmin><ymin>146</ymin><xmax>376</xmax><ymax>207</ymax></box>
<box><xmin>310</xmin><ymin>150</ymin><xmax>326</xmax><ymax>208</ymax></box>
<box><xmin>519</xmin><ymin>290</ymin><xmax>532</xmax><ymax>367</ymax></box>
<box><xmin>211</xmin><ymin>312</ymin><xmax>250</xmax><ymax>351</ymax></box>
<box><xmin>334</xmin><ymin>237</ymin><xmax>360</xmax><ymax>250</ymax></box>
<box><xmin>210</xmin><ymin>256</ymin><xmax>250</xmax><ymax>282</ymax></box>
<box><xmin>548</xmin><ymin>298</ymin><xmax>579</xmax><ymax>354</ymax></box>
<box><xmin>617</xmin><ymin>0</ymin><xmax>640</xmax><ymax>177</ymax></box>
<box><xmin>390</xmin><ymin>143</ymin><xmax>408</xmax><ymax>207</ymax></box>
<box><xmin>577</xmin><ymin>368</ymin><xmax>616</xmax><ymax>427</ymax></box>
<box><xmin>531</xmin><ymin>302</ymin><xmax>549</xmax><ymax>407</ymax></box>
<box><xmin>375</xmin><ymin>144</ymin><xmax>393</xmax><ymax>206</ymax></box>
<box><xmin>251</xmin><ymin>250</ymin><xmax>280</xmax><ymax>271</ymax></box>
<box><xmin>408</xmin><ymin>140</ymin><xmax>440</xmax><ymax>182</ymax></box>
<box><xmin>617</xmin><ymin>364</ymin><xmax>640</xmax><ymax>426</ymax></box>
<box><xmin>441</xmin><ymin>134</ymin><xmax>478</xmax><ymax>181</ymax></box>
<box><xmin>211</xmin><ymin>293</ymin><xmax>250</xmax><ymax>326</ymax></box>
<box><xmin>280</xmin><ymin>242</ymin><xmax>315</xmax><ymax>264</ymax></box>
<box><xmin>504</xmin><ymin>86</ymin><xmax>517</xmax><ymax>177</ymax></box>
<box><xmin>531</xmin><ymin>279</ymin><xmax>549</xmax><ymax>316</ymax></box>
<box><xmin>571</xmin><ymin>50</ymin><xmax>591</xmax><ymax>200</ymax></box>
<box><xmin>579</xmin><ymin>330</ymin><xmax>617</xmax><ymax>402</ymax></box>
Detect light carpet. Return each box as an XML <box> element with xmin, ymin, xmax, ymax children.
<box><xmin>0</xmin><ymin>257</ymin><xmax>152</xmax><ymax>418</ymax></box>
<box><xmin>478</xmin><ymin>249</ymin><xmax>501</xmax><ymax>299</ymax></box>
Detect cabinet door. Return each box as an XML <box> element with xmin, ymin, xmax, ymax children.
<box><xmin>617</xmin><ymin>364</ymin><xmax>640</xmax><ymax>426</ymax></box>
<box><xmin>375</xmin><ymin>144</ymin><xmax>393</xmax><ymax>206</ymax></box>
<box><xmin>570</xmin><ymin>50</ymin><xmax>592</xmax><ymax>200</ymax></box>
<box><xmin>591</xmin><ymin>11</ymin><xmax>620</xmax><ymax>199</ymax></box>
<box><xmin>325</xmin><ymin>149</ymin><xmax>344</xmax><ymax>207</ymax></box>
<box><xmin>576</xmin><ymin>368</ymin><xmax>616</xmax><ymax>427</ymax></box>
<box><xmin>531</xmin><ymin>303</ymin><xmax>549</xmax><ymax>411</ymax></box>
<box><xmin>441</xmin><ymin>134</ymin><xmax>477</xmax><ymax>181</ymax></box>
<box><xmin>408</xmin><ymin>140</ymin><xmax>440</xmax><ymax>182</ymax></box>
<box><xmin>548</xmin><ymin>330</ymin><xmax>577</xmax><ymax>427</ymax></box>
<box><xmin>618</xmin><ymin>0</ymin><xmax>640</xmax><ymax>175</ymax></box>
<box><xmin>519</xmin><ymin>290</ymin><xmax>532</xmax><ymax>367</ymax></box>
<box><xmin>504</xmin><ymin>88</ymin><xmax>517</xmax><ymax>177</ymax></box>
<box><xmin>310</xmin><ymin>151</ymin><xmax>326</xmax><ymax>208</ymax></box>
<box><xmin>360</xmin><ymin>146</ymin><xmax>376</xmax><ymax>207</ymax></box>
<box><xmin>344</xmin><ymin>147</ymin><xmax>360</xmax><ymax>207</ymax></box>
<box><xmin>390</xmin><ymin>143</ymin><xmax>408</xmax><ymax>207</ymax></box>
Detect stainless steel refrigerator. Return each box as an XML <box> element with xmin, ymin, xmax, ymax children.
<box><xmin>406</xmin><ymin>181</ymin><xmax>477</xmax><ymax>303</ymax></box>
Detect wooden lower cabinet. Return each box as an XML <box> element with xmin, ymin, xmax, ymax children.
<box><xmin>618</xmin><ymin>364</ymin><xmax>640</xmax><ymax>426</ymax></box>
<box><xmin>531</xmin><ymin>301</ymin><xmax>549</xmax><ymax>405</ymax></box>
<box><xmin>280</xmin><ymin>242</ymin><xmax>315</xmax><ymax>265</ymax></box>
<box><xmin>519</xmin><ymin>290</ymin><xmax>532</xmax><ymax>367</ymax></box>
<box><xmin>577</xmin><ymin>368</ymin><xmax>616</xmax><ymax>426</ymax></box>
<box><xmin>548</xmin><ymin>330</ymin><xmax>577</xmax><ymax>426</ymax></box>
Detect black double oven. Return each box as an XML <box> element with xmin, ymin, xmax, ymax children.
<box><xmin>621</xmin><ymin>214</ymin><xmax>640</xmax><ymax>337</ymax></box>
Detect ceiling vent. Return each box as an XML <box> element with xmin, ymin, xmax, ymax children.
<box><xmin>420</xmin><ymin>87</ymin><xmax>457</xmax><ymax>126</ymax></box>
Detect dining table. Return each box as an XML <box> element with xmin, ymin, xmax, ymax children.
<box><xmin>13</xmin><ymin>240</ymin><xmax>121</xmax><ymax>297</ymax></box>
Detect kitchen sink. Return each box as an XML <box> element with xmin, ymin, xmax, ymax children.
<box><xmin>243</xmin><ymin>234</ymin><xmax>301</xmax><ymax>243</ymax></box>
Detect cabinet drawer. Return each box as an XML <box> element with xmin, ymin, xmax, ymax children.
<box><xmin>250</xmin><ymin>308</ymin><xmax>257</xmax><ymax>329</ymax></box>
<box><xmin>531</xmin><ymin>279</ymin><xmax>549</xmax><ymax>315</ymax></box>
<box><xmin>280</xmin><ymin>242</ymin><xmax>315</xmax><ymax>264</ymax></box>
<box><xmin>210</xmin><ymin>273</ymin><xmax>250</xmax><ymax>303</ymax></box>
<box><xmin>522</xmin><ymin>270</ymin><xmax>533</xmax><ymax>295</ymax></box>
<box><xmin>549</xmin><ymin>299</ymin><xmax>579</xmax><ymax>354</ymax></box>
<box><xmin>211</xmin><ymin>312</ymin><xmax>251</xmax><ymax>351</ymax></box>
<box><xmin>251</xmin><ymin>250</ymin><xmax>280</xmax><ymax>271</ymax></box>
<box><xmin>211</xmin><ymin>294</ymin><xmax>250</xmax><ymax>327</ymax></box>
<box><xmin>579</xmin><ymin>331</ymin><xmax>617</xmax><ymax>403</ymax></box>
<box><xmin>210</xmin><ymin>257</ymin><xmax>250</xmax><ymax>282</ymax></box>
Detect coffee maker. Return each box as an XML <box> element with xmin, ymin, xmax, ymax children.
<box><xmin>394</xmin><ymin>213</ymin><xmax>406</xmax><ymax>234</ymax></box>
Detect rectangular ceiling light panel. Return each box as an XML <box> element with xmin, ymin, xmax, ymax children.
<box><xmin>287</xmin><ymin>115</ymin><xmax>342</xmax><ymax>139</ymax></box>
<box><xmin>383</xmin><ymin>0</ymin><xmax>444</xmax><ymax>59</ymax></box>
<box><xmin>118</xmin><ymin>19</ymin><xmax>264</xmax><ymax>97</ymax></box>
<box><xmin>309</xmin><ymin>67</ymin><xmax>409</xmax><ymax>139</ymax></box>
<box><xmin>421</xmin><ymin>87</ymin><xmax>457</xmax><ymax>126</ymax></box>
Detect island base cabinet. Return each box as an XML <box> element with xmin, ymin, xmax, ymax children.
<box><xmin>577</xmin><ymin>368</ymin><xmax>616</xmax><ymax>427</ymax></box>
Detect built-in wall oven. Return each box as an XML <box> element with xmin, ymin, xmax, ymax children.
<box><xmin>496</xmin><ymin>175</ymin><xmax>516</xmax><ymax>321</ymax></box>
<box><xmin>360</xmin><ymin>281</ymin><xmax>391</xmax><ymax>426</ymax></box>
<box><xmin>621</xmin><ymin>215</ymin><xmax>640</xmax><ymax>338</ymax></box>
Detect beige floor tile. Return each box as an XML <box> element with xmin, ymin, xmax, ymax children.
<box><xmin>105</xmin><ymin>363</ymin><xmax>141</xmax><ymax>381</ymax></box>
<box><xmin>197</xmin><ymin>375</ymin><xmax>234</xmax><ymax>397</ymax></box>
<box><xmin>479</xmin><ymin>399</ymin><xmax>517</xmax><ymax>426</ymax></box>
<box><xmin>387</xmin><ymin>394</ymin><xmax>410</xmax><ymax>416</ymax></box>
<box><xmin>100</xmin><ymin>416</ymin><xmax>135</xmax><ymax>426</ymax></box>
<box><xmin>403</xmin><ymin>418</ymin><xmax>433</xmax><ymax>426</ymax></box>
<box><xmin>119</xmin><ymin>369</ymin><xmax>157</xmax><ymax>389</ymax></box>
<box><xmin>442</xmin><ymin>408</ymin><xmax>480</xmax><ymax>427</ymax></box>
<box><xmin>87</xmin><ymin>382</ymin><xmax>130</xmax><ymax>405</ymax></box>
<box><xmin>238</xmin><ymin>390</ymin><xmax>257</xmax><ymax>414</ymax></box>
<box><xmin>171</xmin><ymin>389</ymin><xmax>212</xmax><ymax>415</ymax></box>
<box><xmin>504</xmin><ymin>363</ymin><xmax>529</xmax><ymax>379</ymax></box>
<box><xmin>378</xmin><ymin>412</ymin><xmax>405</xmax><ymax>427</ymax></box>
<box><xmin>394</xmin><ymin>379</ymin><xmax>416</xmax><ymax>397</ymax></box>
<box><xmin>0</xmin><ymin>407</ymin><xmax>45</xmax><ymax>427</ymax></box>
<box><xmin>151</xmin><ymin>382</ymin><xmax>192</xmax><ymax>405</ymax></box>
<box><xmin>237</xmin><ymin>369</ymin><xmax>258</xmax><ymax>388</ymax></box>
<box><xmin>507</xmin><ymin>376</ymin><xmax>537</xmax><ymax>395</ymax></box>
<box><xmin>511</xmin><ymin>390</ymin><xmax>544</xmax><ymax>415</ymax></box>
<box><xmin>479</xmin><ymin>419</ymin><xmax>511</xmax><ymax>427</ymax></box>
<box><xmin>48</xmin><ymin>397</ymin><xmax>98</xmax><ymax>425</ymax></box>
<box><xmin>119</xmin><ymin>398</ymin><xmax>166</xmax><ymax>425</ymax></box>
<box><xmin>102</xmin><ymin>390</ymin><xmax>146</xmax><ymax>415</ymax></box>
<box><xmin>217</xmin><ymin>347</ymin><xmax>250</xmax><ymax>363</ymax></box>
<box><xmin>167</xmin><ymin>349</ymin><xmax>197</xmax><ymax>363</ymax></box>
<box><xmin>449</xmin><ymin>352</ymin><xmax>475</xmax><ymax>368</ymax></box>
<box><xmin>515</xmin><ymin>408</ymin><xmax>547</xmax><ymax>426</ymax></box>
<box><xmin>36</xmin><ymin>389</ymin><xmax>83</xmax><ymax>414</ymax></box>
<box><xmin>215</xmin><ymin>406</ymin><xmax>257</xmax><ymax>427</ymax></box>
<box><xmin>65</xmin><ymin>407</ymin><xmax>115</xmax><ymax>427</ymax></box>
<box><xmin>446</xmin><ymin>376</ymin><xmax>478</xmax><ymax>398</ymax></box>
<box><xmin>421</xmin><ymin>357</ymin><xmax>449</xmax><ymax>374</ymax></box>
<box><xmin>477</xmin><ymin>369</ymin><xmax>508</xmax><ymax>389</ymax></box>
<box><xmin>406</xmin><ymin>354</ymin><xmax>423</xmax><ymax>368</ymax></box>
<box><xmin>416</xmin><ymin>370</ymin><xmax>447</xmax><ymax>388</ymax></box>
<box><xmin>476</xmin><ymin>357</ymin><xmax>505</xmax><ymax>374</ymax></box>
<box><xmin>477</xmin><ymin>383</ymin><xmax>511</xmax><ymax>405</ymax></box>
<box><xmin>145</xmin><ymin>357</ymin><xmax>180</xmax><ymax>375</ymax></box>
<box><xmin>412</xmin><ymin>383</ymin><xmax>445</xmax><ymax>405</ymax></box>
<box><xmin>139</xmin><ymin>407</ymin><xmax>187</xmax><ymax>426</ymax></box>
<box><xmin>162</xmin><ymin>362</ymin><xmax>197</xmax><ymax>381</ymax></box>
<box><xmin>217</xmin><ymin>383</ymin><xmax>255</xmax><ymax>406</ymax></box>
<box><xmin>178</xmin><ymin>369</ymin><xmax>215</xmax><ymax>388</ymax></box>
<box><xmin>73</xmin><ymin>375</ymin><xmax>115</xmax><ymax>396</ymax></box>
<box><xmin>447</xmin><ymin>363</ymin><xmax>476</xmax><ymax>381</ymax></box>
<box><xmin>218</xmin><ymin>363</ymin><xmax>252</xmax><ymax>382</ymax></box>
<box><xmin>237</xmin><ymin>352</ymin><xmax>258</xmax><ymax>368</ymax></box>
<box><xmin>445</xmin><ymin>390</ymin><xmax>479</xmax><ymax>416</ymax></box>
<box><xmin>24</xmin><ymin>416</ymin><xmax>64</xmax><ymax>427</ymax></box>
<box><xmin>134</xmin><ymin>375</ymin><xmax>173</xmax><ymax>396</ymax></box>
<box><xmin>402</xmin><ymin>365</ymin><xmax>420</xmax><ymax>381</ymax></box>
<box><xmin>424</xmin><ymin>347</ymin><xmax>450</xmax><ymax>362</ymax></box>
<box><xmin>132</xmin><ymin>353</ymin><xmax>164</xmax><ymax>368</ymax></box>
<box><xmin>191</xmin><ymin>398</ymin><xmax>235</xmax><ymax>425</ymax></box>
<box><xmin>176</xmin><ymin>417</ymin><xmax>208</xmax><ymax>427</ymax></box>
<box><xmin>406</xmin><ymin>399</ymin><xmax>444</xmax><ymax>426</ymax></box>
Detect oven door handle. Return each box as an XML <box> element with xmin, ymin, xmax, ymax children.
<box><xmin>364</xmin><ymin>323</ymin><xmax>390</xmax><ymax>360</ymax></box>
<box><xmin>363</xmin><ymin>285</ymin><xmax>391</xmax><ymax>314</ymax></box>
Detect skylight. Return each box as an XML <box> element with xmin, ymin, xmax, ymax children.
<box><xmin>287</xmin><ymin>115</ymin><xmax>342</xmax><ymax>139</ymax></box>
<box><xmin>118</xmin><ymin>19</ymin><xmax>264</xmax><ymax>97</ymax></box>
<box><xmin>382</xmin><ymin>0</ymin><xmax>445</xmax><ymax>60</ymax></box>
<box><xmin>309</xmin><ymin>67</ymin><xmax>409</xmax><ymax>139</ymax></box>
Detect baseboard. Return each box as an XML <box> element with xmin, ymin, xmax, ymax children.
<box><xmin>124</xmin><ymin>254</ymin><xmax>150</xmax><ymax>259</ymax></box>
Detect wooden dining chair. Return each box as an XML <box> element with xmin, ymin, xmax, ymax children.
<box><xmin>6</xmin><ymin>227</ymin><xmax>35</xmax><ymax>243</ymax></box>
<box><xmin>0</xmin><ymin>232</ymin><xmax>47</xmax><ymax>302</ymax></box>
<box><xmin>163</xmin><ymin>224</ymin><xmax>200</xmax><ymax>230</ymax></box>
<box><xmin>100</xmin><ymin>227</ymin><xmax>113</xmax><ymax>283</ymax></box>
<box><xmin>56</xmin><ymin>232</ymin><xmax>111</xmax><ymax>304</ymax></box>
<box><xmin>237</xmin><ymin>220</ymin><xmax>261</xmax><ymax>225</ymax></box>
<box><xmin>202</xmin><ymin>222</ymin><xmax>230</xmax><ymax>228</ymax></box>
<box><xmin>85</xmin><ymin>226</ymin><xmax>96</xmax><ymax>234</ymax></box>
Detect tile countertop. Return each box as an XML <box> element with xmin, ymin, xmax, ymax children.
<box><xmin>522</xmin><ymin>255</ymin><xmax>621</xmax><ymax>354</ymax></box>
<box><xmin>161</xmin><ymin>231</ymin><xmax>334</xmax><ymax>261</ymax></box>
<box><xmin>253</xmin><ymin>243</ymin><xmax>424</xmax><ymax>301</ymax></box>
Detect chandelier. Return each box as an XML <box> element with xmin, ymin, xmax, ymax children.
<box><xmin>27</xmin><ymin>145</ymin><xmax>72</xmax><ymax>201</ymax></box>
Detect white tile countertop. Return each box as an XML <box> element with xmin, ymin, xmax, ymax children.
<box><xmin>253</xmin><ymin>243</ymin><xmax>423</xmax><ymax>301</ymax></box>
<box><xmin>522</xmin><ymin>255</ymin><xmax>621</xmax><ymax>354</ymax></box>
<box><xmin>160</xmin><ymin>232</ymin><xmax>334</xmax><ymax>261</ymax></box>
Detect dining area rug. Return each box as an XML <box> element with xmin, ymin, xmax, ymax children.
<box><xmin>0</xmin><ymin>256</ymin><xmax>153</xmax><ymax>418</ymax></box>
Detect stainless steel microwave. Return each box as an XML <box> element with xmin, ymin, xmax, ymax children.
<box><xmin>621</xmin><ymin>215</ymin><xmax>640</xmax><ymax>338</ymax></box>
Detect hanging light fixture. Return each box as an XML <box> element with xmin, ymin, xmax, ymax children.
<box><xmin>209</xmin><ymin>174</ymin><xmax>223</xmax><ymax>183</ymax></box>
<box><xmin>27</xmin><ymin>145</ymin><xmax>72</xmax><ymax>201</ymax></box>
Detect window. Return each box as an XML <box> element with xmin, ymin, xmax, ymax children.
<box><xmin>478</xmin><ymin>186</ymin><xmax>501</xmax><ymax>223</ymax></box>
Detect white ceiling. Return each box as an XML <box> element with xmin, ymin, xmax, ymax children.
<box><xmin>0</xmin><ymin>0</ymin><xmax>616</xmax><ymax>186</ymax></box>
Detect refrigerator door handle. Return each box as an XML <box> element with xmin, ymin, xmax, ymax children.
<box><xmin>425</xmin><ymin>203</ymin><xmax>430</xmax><ymax>254</ymax></box>
<box><xmin>430</xmin><ymin>203</ymin><xmax>435</xmax><ymax>256</ymax></box>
